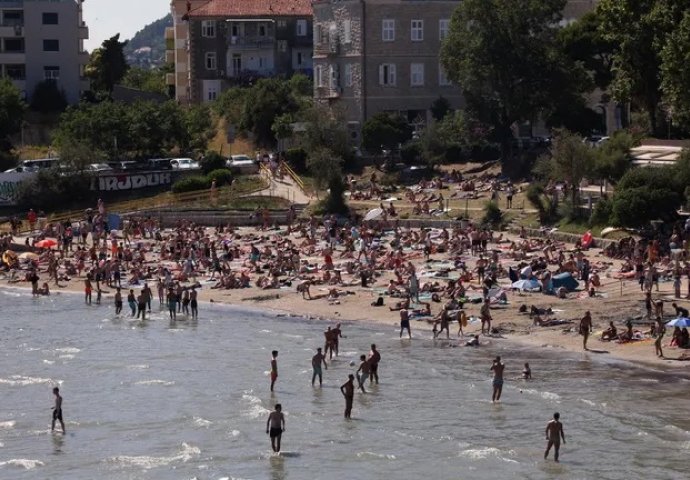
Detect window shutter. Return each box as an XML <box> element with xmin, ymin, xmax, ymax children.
<box><xmin>390</xmin><ymin>64</ymin><xmax>396</xmax><ymax>86</ymax></box>
<box><xmin>379</xmin><ymin>64</ymin><xmax>384</xmax><ymax>85</ymax></box>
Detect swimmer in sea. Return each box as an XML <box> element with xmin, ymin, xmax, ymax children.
<box><xmin>311</xmin><ymin>347</ymin><xmax>328</xmax><ymax>387</ymax></box>
<box><xmin>266</xmin><ymin>404</ymin><xmax>285</xmax><ymax>453</ymax></box>
<box><xmin>270</xmin><ymin>350</ymin><xmax>278</xmax><ymax>392</ymax></box>
<box><xmin>490</xmin><ymin>356</ymin><xmax>504</xmax><ymax>402</ymax></box>
<box><xmin>51</xmin><ymin>387</ymin><xmax>65</xmax><ymax>433</ymax></box>
<box><xmin>544</xmin><ymin>412</ymin><xmax>565</xmax><ymax>462</ymax></box>
<box><xmin>340</xmin><ymin>374</ymin><xmax>355</xmax><ymax>418</ymax></box>
<box><xmin>522</xmin><ymin>362</ymin><xmax>532</xmax><ymax>379</ymax></box>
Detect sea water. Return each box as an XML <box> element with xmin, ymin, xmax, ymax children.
<box><xmin>0</xmin><ymin>288</ymin><xmax>688</xmax><ymax>480</ymax></box>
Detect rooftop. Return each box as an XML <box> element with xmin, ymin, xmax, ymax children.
<box><xmin>187</xmin><ymin>0</ymin><xmax>312</xmax><ymax>18</ymax></box>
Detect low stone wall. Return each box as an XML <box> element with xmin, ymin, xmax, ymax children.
<box><xmin>123</xmin><ymin>208</ymin><xmax>299</xmax><ymax>228</ymax></box>
<box><xmin>507</xmin><ymin>227</ymin><xmax>618</xmax><ymax>249</ymax></box>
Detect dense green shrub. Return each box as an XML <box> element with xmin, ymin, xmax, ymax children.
<box><xmin>285</xmin><ymin>148</ymin><xmax>307</xmax><ymax>173</ymax></box>
<box><xmin>16</xmin><ymin>170</ymin><xmax>92</xmax><ymax>211</ymax></box>
<box><xmin>590</xmin><ymin>197</ymin><xmax>613</xmax><ymax>225</ymax></box>
<box><xmin>482</xmin><ymin>201</ymin><xmax>503</xmax><ymax>228</ymax></box>
<box><xmin>323</xmin><ymin>176</ymin><xmax>349</xmax><ymax>214</ymax></box>
<box><xmin>400</xmin><ymin>142</ymin><xmax>421</xmax><ymax>164</ymax></box>
<box><xmin>610</xmin><ymin>187</ymin><xmax>679</xmax><ymax>227</ymax></box>
<box><xmin>171</xmin><ymin>175</ymin><xmax>210</xmax><ymax>193</ymax></box>
<box><xmin>206</xmin><ymin>169</ymin><xmax>232</xmax><ymax>186</ymax></box>
<box><xmin>200</xmin><ymin>151</ymin><xmax>226</xmax><ymax>174</ymax></box>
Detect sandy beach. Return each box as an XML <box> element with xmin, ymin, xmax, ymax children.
<box><xmin>5</xmin><ymin>221</ymin><xmax>689</xmax><ymax>370</ymax></box>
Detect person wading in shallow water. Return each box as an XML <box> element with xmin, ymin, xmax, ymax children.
<box><xmin>490</xmin><ymin>356</ymin><xmax>504</xmax><ymax>402</ymax></box>
<box><xmin>544</xmin><ymin>412</ymin><xmax>566</xmax><ymax>462</ymax></box>
<box><xmin>579</xmin><ymin>311</ymin><xmax>593</xmax><ymax>350</ymax></box>
<box><xmin>266</xmin><ymin>404</ymin><xmax>285</xmax><ymax>452</ymax></box>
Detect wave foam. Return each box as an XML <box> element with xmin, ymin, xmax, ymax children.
<box><xmin>108</xmin><ymin>443</ymin><xmax>200</xmax><ymax>469</ymax></box>
<box><xmin>0</xmin><ymin>421</ymin><xmax>16</xmax><ymax>429</ymax></box>
<box><xmin>0</xmin><ymin>459</ymin><xmax>44</xmax><ymax>470</ymax></box>
<box><xmin>356</xmin><ymin>451</ymin><xmax>396</xmax><ymax>460</ymax></box>
<box><xmin>0</xmin><ymin>375</ymin><xmax>58</xmax><ymax>386</ymax></box>
<box><xmin>134</xmin><ymin>380</ymin><xmax>175</xmax><ymax>386</ymax></box>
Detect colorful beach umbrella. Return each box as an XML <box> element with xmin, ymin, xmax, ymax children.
<box><xmin>666</xmin><ymin>317</ymin><xmax>690</xmax><ymax>328</ymax></box>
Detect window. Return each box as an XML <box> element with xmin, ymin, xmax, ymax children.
<box><xmin>296</xmin><ymin>19</ymin><xmax>307</xmax><ymax>36</ymax></box>
<box><xmin>329</xmin><ymin>65</ymin><xmax>338</xmax><ymax>89</ymax></box>
<box><xmin>43</xmin><ymin>39</ymin><xmax>59</xmax><ymax>52</ymax></box>
<box><xmin>411</xmin><ymin>20</ymin><xmax>423</xmax><ymax>42</ymax></box>
<box><xmin>207</xmin><ymin>88</ymin><xmax>218</xmax><ymax>101</ymax></box>
<box><xmin>382</xmin><ymin>19</ymin><xmax>395</xmax><ymax>42</ymax></box>
<box><xmin>4</xmin><ymin>38</ymin><xmax>24</xmax><ymax>52</ymax></box>
<box><xmin>205</xmin><ymin>52</ymin><xmax>217</xmax><ymax>70</ymax></box>
<box><xmin>378</xmin><ymin>63</ymin><xmax>396</xmax><ymax>86</ymax></box>
<box><xmin>315</xmin><ymin>65</ymin><xmax>325</xmax><ymax>88</ymax></box>
<box><xmin>201</xmin><ymin>20</ymin><xmax>216</xmax><ymax>38</ymax></box>
<box><xmin>439</xmin><ymin>19</ymin><xmax>449</xmax><ymax>40</ymax></box>
<box><xmin>277</xmin><ymin>20</ymin><xmax>287</xmax><ymax>29</ymax></box>
<box><xmin>343</xmin><ymin>19</ymin><xmax>351</xmax><ymax>44</ymax></box>
<box><xmin>44</xmin><ymin>66</ymin><xmax>60</xmax><ymax>80</ymax></box>
<box><xmin>258</xmin><ymin>23</ymin><xmax>267</xmax><ymax>37</ymax></box>
<box><xmin>296</xmin><ymin>52</ymin><xmax>304</xmax><ymax>66</ymax></box>
<box><xmin>344</xmin><ymin>63</ymin><xmax>353</xmax><ymax>87</ymax></box>
<box><xmin>410</xmin><ymin>63</ymin><xmax>424</xmax><ymax>86</ymax></box>
<box><xmin>6</xmin><ymin>64</ymin><xmax>25</xmax><ymax>80</ymax></box>
<box><xmin>278</xmin><ymin>40</ymin><xmax>287</xmax><ymax>52</ymax></box>
<box><xmin>42</xmin><ymin>12</ymin><xmax>58</xmax><ymax>25</ymax></box>
<box><xmin>439</xmin><ymin>63</ymin><xmax>451</xmax><ymax>86</ymax></box>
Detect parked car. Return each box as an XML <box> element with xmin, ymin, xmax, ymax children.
<box><xmin>226</xmin><ymin>154</ymin><xmax>259</xmax><ymax>174</ymax></box>
<box><xmin>112</xmin><ymin>161</ymin><xmax>147</xmax><ymax>171</ymax></box>
<box><xmin>170</xmin><ymin>158</ymin><xmax>200</xmax><ymax>170</ymax></box>
<box><xmin>147</xmin><ymin>158</ymin><xmax>173</xmax><ymax>170</ymax></box>
<box><xmin>88</xmin><ymin>163</ymin><xmax>114</xmax><ymax>172</ymax></box>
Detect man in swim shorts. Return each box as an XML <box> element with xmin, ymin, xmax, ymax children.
<box><xmin>544</xmin><ymin>412</ymin><xmax>565</xmax><ymax>462</ymax></box>
<box><xmin>400</xmin><ymin>308</ymin><xmax>412</xmax><ymax>339</ymax></box>
<box><xmin>266</xmin><ymin>404</ymin><xmax>285</xmax><ymax>452</ymax></box>
<box><xmin>340</xmin><ymin>374</ymin><xmax>355</xmax><ymax>418</ymax></box>
<box><xmin>311</xmin><ymin>347</ymin><xmax>327</xmax><ymax>387</ymax></box>
<box><xmin>51</xmin><ymin>387</ymin><xmax>65</xmax><ymax>433</ymax></box>
<box><xmin>368</xmin><ymin>344</ymin><xmax>381</xmax><ymax>385</ymax></box>
<box><xmin>356</xmin><ymin>354</ymin><xmax>371</xmax><ymax>393</ymax></box>
<box><xmin>270</xmin><ymin>350</ymin><xmax>278</xmax><ymax>392</ymax></box>
<box><xmin>579</xmin><ymin>311</ymin><xmax>592</xmax><ymax>350</ymax></box>
<box><xmin>490</xmin><ymin>356</ymin><xmax>504</xmax><ymax>402</ymax></box>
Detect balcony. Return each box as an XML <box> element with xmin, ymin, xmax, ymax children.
<box><xmin>0</xmin><ymin>24</ymin><xmax>22</xmax><ymax>37</ymax></box>
<box><xmin>227</xmin><ymin>35</ymin><xmax>275</xmax><ymax>50</ymax></box>
<box><xmin>78</xmin><ymin>24</ymin><xmax>89</xmax><ymax>40</ymax></box>
<box><xmin>315</xmin><ymin>85</ymin><xmax>341</xmax><ymax>99</ymax></box>
<box><xmin>165</xmin><ymin>50</ymin><xmax>175</xmax><ymax>64</ymax></box>
<box><xmin>314</xmin><ymin>40</ymin><xmax>338</xmax><ymax>56</ymax></box>
<box><xmin>78</xmin><ymin>50</ymin><xmax>90</xmax><ymax>63</ymax></box>
<box><xmin>165</xmin><ymin>26</ymin><xmax>174</xmax><ymax>41</ymax></box>
<box><xmin>166</xmin><ymin>73</ymin><xmax>175</xmax><ymax>86</ymax></box>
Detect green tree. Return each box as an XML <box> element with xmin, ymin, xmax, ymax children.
<box><xmin>307</xmin><ymin>147</ymin><xmax>343</xmax><ymax>191</ymax></box>
<box><xmin>183</xmin><ymin>104</ymin><xmax>216</xmax><ymax>154</ymax></box>
<box><xmin>419</xmin><ymin>111</ymin><xmax>490</xmax><ymax>165</ymax></box>
<box><xmin>200</xmin><ymin>151</ymin><xmax>226</xmax><ymax>175</ymax></box>
<box><xmin>0</xmin><ymin>77</ymin><xmax>26</xmax><ymax>149</ymax></box>
<box><xmin>213</xmin><ymin>87</ymin><xmax>247</xmax><ymax>125</ymax></box>
<box><xmin>592</xmin><ymin>131</ymin><xmax>636</xmax><ymax>186</ymax></box>
<box><xmin>240</xmin><ymin>78</ymin><xmax>299</xmax><ymax>147</ymax></box>
<box><xmin>86</xmin><ymin>34</ymin><xmax>130</xmax><ymax>93</ymax></box>
<box><xmin>121</xmin><ymin>66</ymin><xmax>167</xmax><ymax>95</ymax></box>
<box><xmin>300</xmin><ymin>103</ymin><xmax>351</xmax><ymax>161</ymax></box>
<box><xmin>660</xmin><ymin>9</ymin><xmax>690</xmax><ymax>129</ymax></box>
<box><xmin>441</xmin><ymin>0</ymin><xmax>571</xmax><ymax>169</ymax></box>
<box><xmin>29</xmin><ymin>80</ymin><xmax>67</xmax><ymax>113</ymax></box>
<box><xmin>59</xmin><ymin>138</ymin><xmax>105</xmax><ymax>172</ymax></box>
<box><xmin>536</xmin><ymin>129</ymin><xmax>595</xmax><ymax>205</ymax></box>
<box><xmin>430</xmin><ymin>96</ymin><xmax>451</xmax><ymax>121</ymax></box>
<box><xmin>362</xmin><ymin>112</ymin><xmax>412</xmax><ymax>155</ymax></box>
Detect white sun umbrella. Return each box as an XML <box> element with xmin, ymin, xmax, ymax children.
<box><xmin>666</xmin><ymin>317</ymin><xmax>690</xmax><ymax>328</ymax></box>
<box><xmin>364</xmin><ymin>208</ymin><xmax>384</xmax><ymax>221</ymax></box>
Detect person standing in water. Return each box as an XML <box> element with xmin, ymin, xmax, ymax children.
<box><xmin>368</xmin><ymin>344</ymin><xmax>381</xmax><ymax>385</ymax></box>
<box><xmin>356</xmin><ymin>354</ymin><xmax>371</xmax><ymax>393</ymax></box>
<box><xmin>311</xmin><ymin>347</ymin><xmax>328</xmax><ymax>387</ymax></box>
<box><xmin>340</xmin><ymin>374</ymin><xmax>355</xmax><ymax>418</ymax></box>
<box><xmin>127</xmin><ymin>289</ymin><xmax>136</xmax><ymax>316</ymax></box>
<box><xmin>190</xmin><ymin>288</ymin><xmax>198</xmax><ymax>319</ymax></box>
<box><xmin>490</xmin><ymin>356</ymin><xmax>505</xmax><ymax>402</ymax></box>
<box><xmin>51</xmin><ymin>387</ymin><xmax>65</xmax><ymax>433</ymax></box>
<box><xmin>167</xmin><ymin>288</ymin><xmax>177</xmax><ymax>321</ymax></box>
<box><xmin>544</xmin><ymin>412</ymin><xmax>566</xmax><ymax>462</ymax></box>
<box><xmin>266</xmin><ymin>404</ymin><xmax>285</xmax><ymax>453</ymax></box>
<box><xmin>84</xmin><ymin>275</ymin><xmax>92</xmax><ymax>305</ymax></box>
<box><xmin>136</xmin><ymin>292</ymin><xmax>147</xmax><ymax>320</ymax></box>
<box><xmin>270</xmin><ymin>350</ymin><xmax>278</xmax><ymax>392</ymax></box>
<box><xmin>400</xmin><ymin>308</ymin><xmax>412</xmax><ymax>339</ymax></box>
<box><xmin>579</xmin><ymin>311</ymin><xmax>593</xmax><ymax>350</ymax></box>
<box><xmin>114</xmin><ymin>287</ymin><xmax>122</xmax><ymax>315</ymax></box>
<box><xmin>142</xmin><ymin>282</ymin><xmax>152</xmax><ymax>313</ymax></box>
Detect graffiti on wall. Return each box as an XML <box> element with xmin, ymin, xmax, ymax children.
<box><xmin>91</xmin><ymin>172</ymin><xmax>172</xmax><ymax>191</ymax></box>
<box><xmin>0</xmin><ymin>172</ymin><xmax>35</xmax><ymax>206</ymax></box>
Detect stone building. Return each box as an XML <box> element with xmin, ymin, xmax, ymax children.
<box><xmin>181</xmin><ymin>0</ymin><xmax>313</xmax><ymax>104</ymax></box>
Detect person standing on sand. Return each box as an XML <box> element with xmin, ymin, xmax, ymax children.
<box><xmin>311</xmin><ymin>347</ymin><xmax>328</xmax><ymax>387</ymax></box>
<box><xmin>266</xmin><ymin>404</ymin><xmax>285</xmax><ymax>453</ymax></box>
<box><xmin>544</xmin><ymin>412</ymin><xmax>566</xmax><ymax>462</ymax></box>
<box><xmin>655</xmin><ymin>316</ymin><xmax>665</xmax><ymax>357</ymax></box>
<box><xmin>340</xmin><ymin>374</ymin><xmax>355</xmax><ymax>418</ymax></box>
<box><xmin>51</xmin><ymin>387</ymin><xmax>65</xmax><ymax>433</ymax></box>
<box><xmin>490</xmin><ymin>356</ymin><xmax>504</xmax><ymax>402</ymax></box>
<box><xmin>368</xmin><ymin>344</ymin><xmax>381</xmax><ymax>385</ymax></box>
<box><xmin>480</xmin><ymin>298</ymin><xmax>492</xmax><ymax>335</ymax></box>
<box><xmin>400</xmin><ymin>308</ymin><xmax>412</xmax><ymax>339</ymax></box>
<box><xmin>579</xmin><ymin>311</ymin><xmax>593</xmax><ymax>350</ymax></box>
<box><xmin>270</xmin><ymin>350</ymin><xmax>278</xmax><ymax>392</ymax></box>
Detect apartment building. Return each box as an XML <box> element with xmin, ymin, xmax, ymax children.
<box><xmin>0</xmin><ymin>0</ymin><xmax>89</xmax><ymax>103</ymax></box>
<box><xmin>312</xmin><ymin>0</ymin><xmax>463</xmax><ymax>141</ymax></box>
<box><xmin>313</xmin><ymin>0</ymin><xmax>608</xmax><ymax>142</ymax></box>
<box><xmin>166</xmin><ymin>1</ymin><xmax>207</xmax><ymax>105</ymax></box>
<box><xmin>178</xmin><ymin>0</ymin><xmax>313</xmax><ymax>104</ymax></box>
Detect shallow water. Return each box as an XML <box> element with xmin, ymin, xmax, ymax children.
<box><xmin>1</xmin><ymin>288</ymin><xmax>689</xmax><ymax>480</ymax></box>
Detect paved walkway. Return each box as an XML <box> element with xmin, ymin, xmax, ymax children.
<box><xmin>253</xmin><ymin>171</ymin><xmax>312</xmax><ymax>205</ymax></box>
